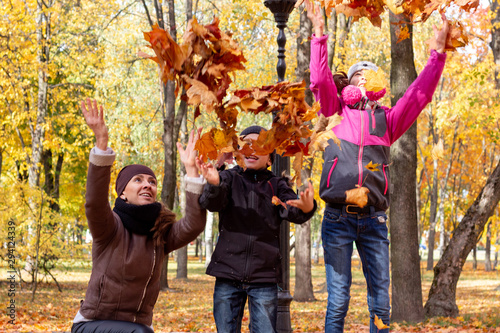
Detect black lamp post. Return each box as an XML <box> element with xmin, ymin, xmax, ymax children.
<box><xmin>263</xmin><ymin>1</ymin><xmax>297</xmax><ymax>332</ymax></box>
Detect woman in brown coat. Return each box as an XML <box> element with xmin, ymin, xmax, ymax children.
<box><xmin>71</xmin><ymin>99</ymin><xmax>206</xmax><ymax>333</ymax></box>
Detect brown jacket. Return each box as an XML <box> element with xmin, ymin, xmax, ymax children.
<box><xmin>78</xmin><ymin>149</ymin><xmax>206</xmax><ymax>326</ymax></box>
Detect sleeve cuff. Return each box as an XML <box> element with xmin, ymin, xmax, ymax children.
<box><xmin>312</xmin><ymin>34</ymin><xmax>328</xmax><ymax>43</ymax></box>
<box><xmin>185</xmin><ymin>175</ymin><xmax>206</xmax><ymax>195</ymax></box>
<box><xmin>89</xmin><ymin>147</ymin><xmax>115</xmax><ymax>167</ymax></box>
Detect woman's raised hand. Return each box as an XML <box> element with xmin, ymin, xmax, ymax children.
<box><xmin>195</xmin><ymin>157</ymin><xmax>220</xmax><ymax>186</ymax></box>
<box><xmin>81</xmin><ymin>98</ymin><xmax>108</xmax><ymax>151</ymax></box>
<box><xmin>304</xmin><ymin>0</ymin><xmax>324</xmax><ymax>37</ymax></box>
<box><xmin>177</xmin><ymin>127</ymin><xmax>203</xmax><ymax>178</ymax></box>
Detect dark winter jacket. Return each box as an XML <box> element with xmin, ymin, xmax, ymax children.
<box><xmin>199</xmin><ymin>165</ymin><xmax>317</xmax><ymax>283</ymax></box>
<box><xmin>310</xmin><ymin>34</ymin><xmax>447</xmax><ymax>211</ymax></box>
<box><xmin>77</xmin><ymin>149</ymin><xmax>206</xmax><ymax>327</ymax></box>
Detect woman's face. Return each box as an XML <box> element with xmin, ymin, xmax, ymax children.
<box><xmin>120</xmin><ymin>174</ymin><xmax>157</xmax><ymax>205</ymax></box>
<box><xmin>350</xmin><ymin>70</ymin><xmax>367</xmax><ymax>88</ymax></box>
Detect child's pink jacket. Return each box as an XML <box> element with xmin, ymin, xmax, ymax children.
<box><xmin>310</xmin><ymin>34</ymin><xmax>446</xmax><ymax>210</ymax></box>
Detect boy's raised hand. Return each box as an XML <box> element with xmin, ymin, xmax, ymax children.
<box><xmin>177</xmin><ymin>127</ymin><xmax>203</xmax><ymax>178</ymax></box>
<box><xmin>81</xmin><ymin>98</ymin><xmax>108</xmax><ymax>151</ymax></box>
<box><xmin>286</xmin><ymin>181</ymin><xmax>315</xmax><ymax>214</ymax></box>
<box><xmin>196</xmin><ymin>157</ymin><xmax>220</xmax><ymax>186</ymax></box>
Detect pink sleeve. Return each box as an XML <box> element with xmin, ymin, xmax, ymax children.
<box><xmin>310</xmin><ymin>34</ymin><xmax>340</xmax><ymax>117</ymax></box>
<box><xmin>387</xmin><ymin>50</ymin><xmax>447</xmax><ymax>143</ymax></box>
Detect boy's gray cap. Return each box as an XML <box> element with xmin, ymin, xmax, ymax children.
<box><xmin>347</xmin><ymin>61</ymin><xmax>379</xmax><ymax>83</ymax></box>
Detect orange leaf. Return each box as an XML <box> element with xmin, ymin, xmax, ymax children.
<box><xmin>272</xmin><ymin>196</ymin><xmax>287</xmax><ymax>209</ymax></box>
<box><xmin>345</xmin><ymin>186</ymin><xmax>370</xmax><ymax>208</ymax></box>
<box><xmin>194</xmin><ymin>132</ymin><xmax>219</xmax><ymax>162</ymax></box>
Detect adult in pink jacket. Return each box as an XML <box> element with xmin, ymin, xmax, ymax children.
<box><xmin>305</xmin><ymin>1</ymin><xmax>450</xmax><ymax>332</ymax></box>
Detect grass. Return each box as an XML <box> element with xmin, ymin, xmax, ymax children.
<box><xmin>0</xmin><ymin>257</ymin><xmax>498</xmax><ymax>332</ymax></box>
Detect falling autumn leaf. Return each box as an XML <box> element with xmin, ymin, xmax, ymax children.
<box><xmin>396</xmin><ymin>25</ymin><xmax>411</xmax><ymax>43</ymax></box>
<box><xmin>374</xmin><ymin>314</ymin><xmax>390</xmax><ymax>329</ymax></box>
<box><xmin>272</xmin><ymin>195</ymin><xmax>287</xmax><ymax>209</ymax></box>
<box><xmin>431</xmin><ymin>139</ymin><xmax>444</xmax><ymax>160</ymax></box>
<box><xmin>365</xmin><ymin>161</ymin><xmax>381</xmax><ymax>172</ymax></box>
<box><xmin>364</xmin><ymin>69</ymin><xmax>387</xmax><ymax>93</ymax></box>
<box><xmin>345</xmin><ymin>186</ymin><xmax>370</xmax><ymax>208</ymax></box>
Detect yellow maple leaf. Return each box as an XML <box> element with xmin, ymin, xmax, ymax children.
<box><xmin>364</xmin><ymin>69</ymin><xmax>387</xmax><ymax>93</ymax></box>
<box><xmin>397</xmin><ymin>25</ymin><xmax>411</xmax><ymax>44</ymax></box>
<box><xmin>345</xmin><ymin>186</ymin><xmax>370</xmax><ymax>208</ymax></box>
<box><xmin>365</xmin><ymin>161</ymin><xmax>381</xmax><ymax>172</ymax></box>
<box><xmin>374</xmin><ymin>314</ymin><xmax>390</xmax><ymax>329</ymax></box>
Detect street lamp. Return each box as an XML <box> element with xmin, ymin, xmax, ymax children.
<box><xmin>263</xmin><ymin>1</ymin><xmax>297</xmax><ymax>332</ymax></box>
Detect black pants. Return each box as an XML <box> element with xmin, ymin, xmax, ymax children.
<box><xmin>72</xmin><ymin>320</ymin><xmax>154</xmax><ymax>333</ymax></box>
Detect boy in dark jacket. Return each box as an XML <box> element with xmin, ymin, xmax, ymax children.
<box><xmin>197</xmin><ymin>125</ymin><xmax>317</xmax><ymax>333</ymax></box>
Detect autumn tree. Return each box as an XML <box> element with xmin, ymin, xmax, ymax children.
<box><xmin>423</xmin><ymin>0</ymin><xmax>500</xmax><ymax>318</ymax></box>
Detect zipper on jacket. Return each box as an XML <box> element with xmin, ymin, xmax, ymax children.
<box><xmin>358</xmin><ymin>111</ymin><xmax>365</xmax><ymax>186</ymax></box>
<box><xmin>327</xmin><ymin>158</ymin><xmax>338</xmax><ymax>188</ymax></box>
<box><xmin>243</xmin><ymin>181</ymin><xmax>256</xmax><ymax>282</ymax></box>
<box><xmin>383</xmin><ymin>164</ymin><xmax>388</xmax><ymax>195</ymax></box>
<box><xmin>371</xmin><ymin>110</ymin><xmax>376</xmax><ymax>130</ymax></box>
<box><xmin>134</xmin><ymin>247</ymin><xmax>156</xmax><ymax>322</ymax></box>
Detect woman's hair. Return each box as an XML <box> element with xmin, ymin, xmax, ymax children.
<box><xmin>151</xmin><ymin>203</ymin><xmax>177</xmax><ymax>246</ymax></box>
<box><xmin>333</xmin><ymin>71</ymin><xmax>349</xmax><ymax>95</ymax></box>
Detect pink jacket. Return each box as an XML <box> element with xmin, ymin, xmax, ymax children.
<box><xmin>310</xmin><ymin>34</ymin><xmax>446</xmax><ymax>210</ymax></box>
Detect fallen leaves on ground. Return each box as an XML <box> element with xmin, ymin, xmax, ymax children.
<box><xmin>0</xmin><ymin>261</ymin><xmax>498</xmax><ymax>332</ymax></box>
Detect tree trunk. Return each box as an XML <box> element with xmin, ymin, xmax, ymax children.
<box><xmin>294</xmin><ymin>219</ymin><xmax>315</xmax><ymax>301</ymax></box>
<box><xmin>0</xmin><ymin>148</ymin><xmax>3</xmax><ymax>181</ymax></box>
<box><xmin>326</xmin><ymin>8</ymin><xmax>337</xmax><ymax>71</ymax></box>
<box><xmin>293</xmin><ymin>5</ymin><xmax>315</xmax><ymax>302</ymax></box>
<box><xmin>472</xmin><ymin>245</ymin><xmax>477</xmax><ymax>270</ymax></box>
<box><xmin>427</xmin><ymin>158</ymin><xmax>439</xmax><ymax>270</ymax></box>
<box><xmin>31</xmin><ymin>0</ymin><xmax>52</xmax><ymax>188</ymax></box>
<box><xmin>42</xmin><ymin>149</ymin><xmax>64</xmax><ymax>212</ymax></box>
<box><xmin>174</xmin><ymin>0</ymin><xmax>194</xmax><ymax>280</ymax></box>
<box><xmin>388</xmin><ymin>12</ymin><xmax>424</xmax><ymax>323</ymax></box>
<box><xmin>491</xmin><ymin>0</ymin><xmax>500</xmax><ymax>89</ymax></box>
<box><xmin>485</xmin><ymin>222</ymin><xmax>492</xmax><ymax>271</ymax></box>
<box><xmin>176</xmin><ymin>117</ymin><xmax>188</xmax><ymax>280</ymax></box>
<box><xmin>424</xmin><ymin>160</ymin><xmax>500</xmax><ymax>317</ymax></box>
<box><xmin>205</xmin><ymin>211</ymin><xmax>214</xmax><ymax>268</ymax></box>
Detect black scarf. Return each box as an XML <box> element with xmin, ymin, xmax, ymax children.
<box><xmin>113</xmin><ymin>197</ymin><xmax>162</xmax><ymax>237</ymax></box>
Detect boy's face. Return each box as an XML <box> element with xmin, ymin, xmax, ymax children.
<box><xmin>241</xmin><ymin>133</ymin><xmax>271</xmax><ymax>170</ymax></box>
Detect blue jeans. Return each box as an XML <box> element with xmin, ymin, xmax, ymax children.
<box><xmin>213</xmin><ymin>278</ymin><xmax>278</xmax><ymax>333</ymax></box>
<box><xmin>322</xmin><ymin>206</ymin><xmax>390</xmax><ymax>333</ymax></box>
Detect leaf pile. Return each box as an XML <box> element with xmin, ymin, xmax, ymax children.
<box><xmin>141</xmin><ymin>17</ymin><xmax>247</xmax><ymax>113</ymax></box>
<box><xmin>142</xmin><ymin>20</ymin><xmax>341</xmax><ymax>186</ymax></box>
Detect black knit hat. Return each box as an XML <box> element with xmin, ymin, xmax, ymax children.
<box><xmin>240</xmin><ymin>125</ymin><xmax>265</xmax><ymax>137</ymax></box>
<box><xmin>115</xmin><ymin>164</ymin><xmax>157</xmax><ymax>196</ymax></box>
<box><xmin>240</xmin><ymin>125</ymin><xmax>275</xmax><ymax>165</ymax></box>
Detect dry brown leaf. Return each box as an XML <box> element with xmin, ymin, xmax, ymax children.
<box><xmin>345</xmin><ymin>186</ymin><xmax>370</xmax><ymax>208</ymax></box>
